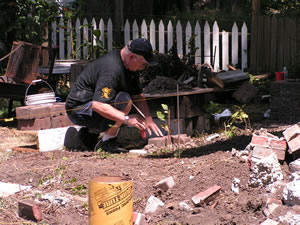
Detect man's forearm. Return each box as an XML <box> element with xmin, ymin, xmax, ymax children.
<box><xmin>92</xmin><ymin>101</ymin><xmax>126</xmax><ymax>123</ymax></box>
<box><xmin>133</xmin><ymin>94</ymin><xmax>152</xmax><ymax>120</ymax></box>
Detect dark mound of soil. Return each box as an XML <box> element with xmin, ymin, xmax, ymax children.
<box><xmin>143</xmin><ymin>76</ymin><xmax>193</xmax><ymax>94</ymax></box>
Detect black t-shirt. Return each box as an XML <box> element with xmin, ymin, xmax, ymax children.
<box><xmin>66</xmin><ymin>50</ymin><xmax>142</xmax><ymax>110</ymax></box>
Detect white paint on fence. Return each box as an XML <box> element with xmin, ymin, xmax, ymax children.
<box><xmin>194</xmin><ymin>21</ymin><xmax>201</xmax><ymax>65</ymax></box>
<box><xmin>107</xmin><ymin>18</ymin><xmax>113</xmax><ymax>51</ymax></box>
<box><xmin>132</xmin><ymin>20</ymin><xmax>139</xmax><ymax>40</ymax></box>
<box><xmin>51</xmin><ymin>17</ymin><xmax>248</xmax><ymax>70</ymax></box>
<box><xmin>141</xmin><ymin>20</ymin><xmax>147</xmax><ymax>39</ymax></box>
<box><xmin>83</xmin><ymin>18</ymin><xmax>88</xmax><ymax>59</ymax></box>
<box><xmin>204</xmin><ymin>21</ymin><xmax>211</xmax><ymax>65</ymax></box>
<box><xmin>176</xmin><ymin>21</ymin><xmax>183</xmax><ymax>58</ymax></box>
<box><xmin>232</xmin><ymin>22</ymin><xmax>238</xmax><ymax>67</ymax></box>
<box><xmin>222</xmin><ymin>30</ymin><xmax>229</xmax><ymax>70</ymax></box>
<box><xmin>212</xmin><ymin>21</ymin><xmax>219</xmax><ymax>71</ymax></box>
<box><xmin>242</xmin><ymin>22</ymin><xmax>248</xmax><ymax>71</ymax></box>
<box><xmin>75</xmin><ymin>18</ymin><xmax>81</xmax><ymax>59</ymax></box>
<box><xmin>159</xmin><ymin>20</ymin><xmax>165</xmax><ymax>53</ymax></box>
<box><xmin>167</xmin><ymin>21</ymin><xmax>173</xmax><ymax>52</ymax></box>
<box><xmin>124</xmin><ymin>20</ymin><xmax>130</xmax><ymax>44</ymax></box>
<box><xmin>59</xmin><ymin>18</ymin><xmax>64</xmax><ymax>59</ymax></box>
<box><xmin>150</xmin><ymin>20</ymin><xmax>156</xmax><ymax>51</ymax></box>
<box><xmin>186</xmin><ymin>21</ymin><xmax>192</xmax><ymax>55</ymax></box>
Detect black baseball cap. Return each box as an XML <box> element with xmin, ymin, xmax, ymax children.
<box><xmin>127</xmin><ymin>38</ymin><xmax>158</xmax><ymax>65</ymax></box>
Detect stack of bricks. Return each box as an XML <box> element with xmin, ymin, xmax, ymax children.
<box><xmin>16</xmin><ymin>102</ymin><xmax>73</xmax><ymax>130</ymax></box>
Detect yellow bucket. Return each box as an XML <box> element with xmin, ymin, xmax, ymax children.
<box><xmin>89</xmin><ymin>176</ymin><xmax>133</xmax><ymax>225</ymax></box>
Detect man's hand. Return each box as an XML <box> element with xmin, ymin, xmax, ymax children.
<box><xmin>145</xmin><ymin>118</ymin><xmax>163</xmax><ymax>137</ymax></box>
<box><xmin>127</xmin><ymin>114</ymin><xmax>146</xmax><ymax>131</ymax></box>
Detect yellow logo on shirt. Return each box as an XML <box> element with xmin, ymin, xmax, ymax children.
<box><xmin>101</xmin><ymin>87</ymin><xmax>112</xmax><ymax>99</ymax></box>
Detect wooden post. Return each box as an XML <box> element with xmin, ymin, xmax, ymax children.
<box><xmin>114</xmin><ymin>0</ymin><xmax>124</xmax><ymax>46</ymax></box>
<box><xmin>250</xmin><ymin>0</ymin><xmax>261</xmax><ymax>74</ymax></box>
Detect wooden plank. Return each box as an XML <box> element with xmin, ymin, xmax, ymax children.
<box><xmin>263</xmin><ymin>16</ymin><xmax>271</xmax><ymax>72</ymax></box>
<box><xmin>213</xmin><ymin>21</ymin><xmax>219</xmax><ymax>71</ymax></box>
<box><xmin>185</xmin><ymin>21</ymin><xmax>192</xmax><ymax>55</ymax></box>
<box><xmin>290</xmin><ymin>18</ymin><xmax>297</xmax><ymax>65</ymax></box>
<box><xmin>141</xmin><ymin>19</ymin><xmax>148</xmax><ymax>39</ymax></box>
<box><xmin>232</xmin><ymin>22</ymin><xmax>238</xmax><ymax>67</ymax></box>
<box><xmin>176</xmin><ymin>20</ymin><xmax>183</xmax><ymax>58</ymax></box>
<box><xmin>75</xmin><ymin>18</ymin><xmax>81</xmax><ymax>59</ymax></box>
<box><xmin>194</xmin><ymin>21</ymin><xmax>201</xmax><ymax>65</ymax></box>
<box><xmin>144</xmin><ymin>87</ymin><xmax>214</xmax><ymax>98</ymax></box>
<box><xmin>222</xmin><ymin>31</ymin><xmax>229</xmax><ymax>71</ymax></box>
<box><xmin>107</xmin><ymin>18</ymin><xmax>113</xmax><ymax>51</ymax></box>
<box><xmin>83</xmin><ymin>18</ymin><xmax>88</xmax><ymax>59</ymax></box>
<box><xmin>159</xmin><ymin>20</ymin><xmax>165</xmax><ymax>54</ymax></box>
<box><xmin>269</xmin><ymin>16</ymin><xmax>277</xmax><ymax>73</ymax></box>
<box><xmin>124</xmin><ymin>19</ymin><xmax>130</xmax><ymax>45</ymax></box>
<box><xmin>257</xmin><ymin>16</ymin><xmax>265</xmax><ymax>73</ymax></box>
<box><xmin>167</xmin><ymin>20</ymin><xmax>173</xmax><ymax>51</ymax></box>
<box><xmin>297</xmin><ymin>18</ymin><xmax>300</xmax><ymax>65</ymax></box>
<box><xmin>12</xmin><ymin>145</ymin><xmax>38</xmax><ymax>153</ymax></box>
<box><xmin>91</xmin><ymin>18</ymin><xmax>97</xmax><ymax>59</ymax></box>
<box><xmin>277</xmin><ymin>17</ymin><xmax>284</xmax><ymax>71</ymax></box>
<box><xmin>99</xmin><ymin>18</ymin><xmax>105</xmax><ymax>49</ymax></box>
<box><xmin>241</xmin><ymin>23</ymin><xmax>248</xmax><ymax>71</ymax></box>
<box><xmin>204</xmin><ymin>21</ymin><xmax>211</xmax><ymax>64</ymax></box>
<box><xmin>59</xmin><ymin>17</ymin><xmax>65</xmax><ymax>60</ymax></box>
<box><xmin>284</xmin><ymin>17</ymin><xmax>291</xmax><ymax>67</ymax></box>
<box><xmin>132</xmin><ymin>19</ymin><xmax>139</xmax><ymax>40</ymax></box>
<box><xmin>150</xmin><ymin>19</ymin><xmax>156</xmax><ymax>50</ymax></box>
<box><xmin>250</xmin><ymin>15</ymin><xmax>258</xmax><ymax>73</ymax></box>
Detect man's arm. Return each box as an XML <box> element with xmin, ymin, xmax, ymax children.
<box><xmin>132</xmin><ymin>94</ymin><xmax>163</xmax><ymax>137</ymax></box>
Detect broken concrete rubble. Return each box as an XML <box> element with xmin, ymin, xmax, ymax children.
<box><xmin>248</xmin><ymin>152</ymin><xmax>283</xmax><ymax>190</ymax></box>
<box><xmin>154</xmin><ymin>176</ymin><xmax>175</xmax><ymax>192</ymax></box>
<box><xmin>144</xmin><ymin>196</ymin><xmax>164</xmax><ymax>214</ymax></box>
<box><xmin>283</xmin><ymin>123</ymin><xmax>300</xmax><ymax>158</ymax></box>
<box><xmin>282</xmin><ymin>179</ymin><xmax>300</xmax><ymax>206</ymax></box>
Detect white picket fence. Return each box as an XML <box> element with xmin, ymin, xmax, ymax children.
<box><xmin>51</xmin><ymin>17</ymin><xmax>248</xmax><ymax>71</ymax></box>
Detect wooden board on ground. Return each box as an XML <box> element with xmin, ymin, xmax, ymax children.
<box><xmin>12</xmin><ymin>126</ymin><xmax>82</xmax><ymax>152</ymax></box>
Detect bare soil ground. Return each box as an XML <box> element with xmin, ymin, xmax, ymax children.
<box><xmin>0</xmin><ymin>118</ymin><xmax>295</xmax><ymax>225</ymax></box>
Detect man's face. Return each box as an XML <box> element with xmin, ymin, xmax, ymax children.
<box><xmin>128</xmin><ymin>54</ymin><xmax>148</xmax><ymax>71</ymax></box>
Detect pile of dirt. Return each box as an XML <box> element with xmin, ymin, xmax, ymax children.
<box><xmin>143</xmin><ymin>76</ymin><xmax>193</xmax><ymax>94</ymax></box>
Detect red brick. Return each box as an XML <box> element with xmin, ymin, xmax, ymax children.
<box><xmin>283</xmin><ymin>124</ymin><xmax>300</xmax><ymax>142</ymax></box>
<box><xmin>16</xmin><ymin>105</ymin><xmax>51</xmax><ymax>119</ymax></box>
<box><xmin>270</xmin><ymin>139</ymin><xmax>287</xmax><ymax>150</ymax></box>
<box><xmin>18</xmin><ymin>117</ymin><xmax>51</xmax><ymax>130</ymax></box>
<box><xmin>192</xmin><ymin>185</ymin><xmax>221</xmax><ymax>205</ymax></box>
<box><xmin>251</xmin><ymin>134</ymin><xmax>269</xmax><ymax>146</ymax></box>
<box><xmin>267</xmin><ymin>198</ymin><xmax>282</xmax><ymax>205</ymax></box>
<box><xmin>18</xmin><ymin>200</ymin><xmax>42</xmax><ymax>222</ymax></box>
<box><xmin>272</xmin><ymin>149</ymin><xmax>286</xmax><ymax>161</ymax></box>
<box><xmin>50</xmin><ymin>103</ymin><xmax>66</xmax><ymax>117</ymax></box>
<box><xmin>148</xmin><ymin>136</ymin><xmax>167</xmax><ymax>148</ymax></box>
<box><xmin>51</xmin><ymin>115</ymin><xmax>73</xmax><ymax>128</ymax></box>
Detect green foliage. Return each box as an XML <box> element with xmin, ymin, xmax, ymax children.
<box><xmin>71</xmin><ymin>184</ymin><xmax>87</xmax><ymax>196</ymax></box>
<box><xmin>262</xmin><ymin>0</ymin><xmax>300</xmax><ymax>17</ymax></box>
<box><xmin>76</xmin><ymin>25</ymin><xmax>106</xmax><ymax>60</ymax></box>
<box><xmin>225</xmin><ymin>105</ymin><xmax>250</xmax><ymax>137</ymax></box>
<box><xmin>204</xmin><ymin>101</ymin><xmax>222</xmax><ymax>115</ymax></box>
<box><xmin>0</xmin><ymin>0</ymin><xmax>59</xmax><ymax>45</ymax></box>
<box><xmin>156</xmin><ymin>104</ymin><xmax>170</xmax><ymax>133</ymax></box>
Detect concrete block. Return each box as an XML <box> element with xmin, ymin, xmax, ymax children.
<box><xmin>171</xmin><ymin>134</ymin><xmax>191</xmax><ymax>145</ymax></box>
<box><xmin>260</xmin><ymin>218</ymin><xmax>279</xmax><ymax>225</ymax></box>
<box><xmin>133</xmin><ymin>212</ymin><xmax>147</xmax><ymax>225</ymax></box>
<box><xmin>148</xmin><ymin>136</ymin><xmax>167</xmax><ymax>148</ymax></box>
<box><xmin>283</xmin><ymin>124</ymin><xmax>300</xmax><ymax>142</ymax></box>
<box><xmin>154</xmin><ymin>176</ymin><xmax>175</xmax><ymax>192</ymax></box>
<box><xmin>191</xmin><ymin>185</ymin><xmax>221</xmax><ymax>205</ymax></box>
<box><xmin>287</xmin><ymin>137</ymin><xmax>300</xmax><ymax>153</ymax></box>
<box><xmin>50</xmin><ymin>102</ymin><xmax>66</xmax><ymax>117</ymax></box>
<box><xmin>16</xmin><ymin>105</ymin><xmax>51</xmax><ymax>119</ymax></box>
<box><xmin>289</xmin><ymin>159</ymin><xmax>300</xmax><ymax>173</ymax></box>
<box><xmin>145</xmin><ymin>196</ymin><xmax>164</xmax><ymax>214</ymax></box>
